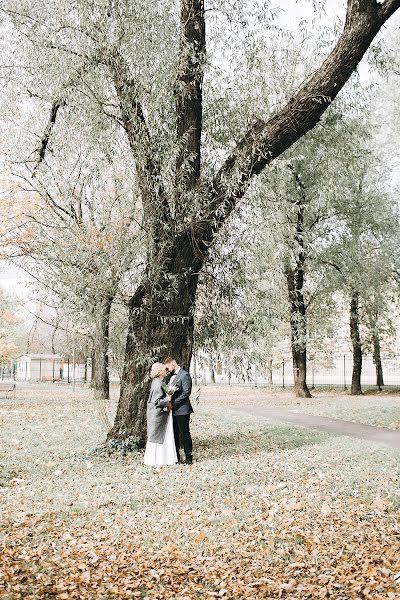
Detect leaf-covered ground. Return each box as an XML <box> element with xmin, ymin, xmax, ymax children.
<box><xmin>1</xmin><ymin>385</ymin><xmax>399</xmax><ymax>599</ymax></box>
<box><xmin>202</xmin><ymin>386</ymin><xmax>400</xmax><ymax>430</ymax></box>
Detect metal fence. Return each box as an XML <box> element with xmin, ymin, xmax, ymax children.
<box><xmin>197</xmin><ymin>353</ymin><xmax>400</xmax><ymax>389</ymax></box>
<box><xmin>279</xmin><ymin>354</ymin><xmax>399</xmax><ymax>390</ymax></box>
<box><xmin>2</xmin><ymin>352</ymin><xmax>400</xmax><ymax>390</ymax></box>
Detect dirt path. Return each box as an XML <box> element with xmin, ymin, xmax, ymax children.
<box><xmin>233</xmin><ymin>406</ymin><xmax>400</xmax><ymax>449</ymax></box>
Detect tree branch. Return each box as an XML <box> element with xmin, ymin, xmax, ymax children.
<box><xmin>201</xmin><ymin>0</ymin><xmax>398</xmax><ymax>242</ymax></box>
<box><xmin>32</xmin><ymin>54</ymin><xmax>101</xmax><ymax>176</ymax></box>
<box><xmin>379</xmin><ymin>0</ymin><xmax>400</xmax><ymax>20</ymax></box>
<box><xmin>107</xmin><ymin>48</ymin><xmax>170</xmax><ymax>221</ymax></box>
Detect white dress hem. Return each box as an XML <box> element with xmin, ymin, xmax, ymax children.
<box><xmin>144</xmin><ymin>411</ymin><xmax>177</xmax><ymax>466</ymax></box>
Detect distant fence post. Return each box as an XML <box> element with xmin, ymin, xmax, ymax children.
<box><xmin>343</xmin><ymin>354</ymin><xmax>347</xmax><ymax>390</ymax></box>
<box><xmin>282</xmin><ymin>358</ymin><xmax>285</xmax><ymax>388</ymax></box>
<box><xmin>67</xmin><ymin>358</ymin><xmax>70</xmax><ymax>384</ymax></box>
<box><xmin>311</xmin><ymin>362</ymin><xmax>315</xmax><ymax>389</ymax></box>
<box><xmin>254</xmin><ymin>364</ymin><xmax>258</xmax><ymax>388</ymax></box>
<box><xmin>52</xmin><ymin>360</ymin><xmax>55</xmax><ymax>383</ymax></box>
<box><xmin>39</xmin><ymin>358</ymin><xmax>42</xmax><ymax>382</ymax></box>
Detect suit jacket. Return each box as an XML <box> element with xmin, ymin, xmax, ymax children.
<box><xmin>168</xmin><ymin>368</ymin><xmax>193</xmax><ymax>416</ymax></box>
<box><xmin>146</xmin><ymin>378</ymin><xmax>171</xmax><ymax>443</ymax></box>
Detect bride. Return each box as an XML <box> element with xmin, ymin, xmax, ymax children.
<box><xmin>144</xmin><ymin>362</ymin><xmax>178</xmax><ymax>466</ymax></box>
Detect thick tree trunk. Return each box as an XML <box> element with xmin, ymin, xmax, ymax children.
<box><xmin>107</xmin><ymin>238</ymin><xmax>202</xmax><ymax>442</ymax></box>
<box><xmin>92</xmin><ymin>298</ymin><xmax>112</xmax><ymax>400</ymax></box>
<box><xmin>350</xmin><ymin>291</ymin><xmax>363</xmax><ymax>395</ymax></box>
<box><xmin>372</xmin><ymin>330</ymin><xmax>384</xmax><ymax>390</ymax></box>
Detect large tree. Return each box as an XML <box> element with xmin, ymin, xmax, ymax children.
<box><xmin>3</xmin><ymin>0</ymin><xmax>400</xmax><ymax>443</ymax></box>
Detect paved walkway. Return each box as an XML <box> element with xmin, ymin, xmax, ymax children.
<box><xmin>233</xmin><ymin>406</ymin><xmax>400</xmax><ymax>450</ymax></box>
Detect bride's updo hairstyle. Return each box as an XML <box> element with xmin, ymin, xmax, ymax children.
<box><xmin>150</xmin><ymin>362</ymin><xmax>166</xmax><ymax>378</ymax></box>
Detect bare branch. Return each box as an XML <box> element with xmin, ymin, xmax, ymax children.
<box><xmin>32</xmin><ymin>54</ymin><xmax>101</xmax><ymax>176</ymax></box>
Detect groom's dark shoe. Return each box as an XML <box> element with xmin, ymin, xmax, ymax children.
<box><xmin>185</xmin><ymin>455</ymin><xmax>193</xmax><ymax>465</ymax></box>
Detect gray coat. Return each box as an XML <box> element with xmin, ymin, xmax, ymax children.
<box><xmin>146</xmin><ymin>378</ymin><xmax>171</xmax><ymax>443</ymax></box>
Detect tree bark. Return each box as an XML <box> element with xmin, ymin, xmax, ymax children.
<box><xmin>208</xmin><ymin>353</ymin><xmax>215</xmax><ymax>384</ymax></box>
<box><xmin>286</xmin><ymin>267</ymin><xmax>312</xmax><ymax>398</ymax></box>
<box><xmin>107</xmin><ymin>236</ymin><xmax>202</xmax><ymax>441</ymax></box>
<box><xmin>372</xmin><ymin>329</ymin><xmax>384</xmax><ymax>390</ymax></box>
<box><xmin>265</xmin><ymin>358</ymin><xmax>273</xmax><ymax>385</ymax></box>
<box><xmin>285</xmin><ymin>175</ymin><xmax>312</xmax><ymax>399</ymax></box>
<box><xmin>92</xmin><ymin>298</ymin><xmax>112</xmax><ymax>400</ymax></box>
<box><xmin>89</xmin><ymin>347</ymin><xmax>96</xmax><ymax>388</ymax></box>
<box><xmin>350</xmin><ymin>290</ymin><xmax>363</xmax><ymax>395</ymax></box>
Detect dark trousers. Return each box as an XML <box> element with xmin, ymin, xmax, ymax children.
<box><xmin>173</xmin><ymin>414</ymin><xmax>192</xmax><ymax>460</ymax></box>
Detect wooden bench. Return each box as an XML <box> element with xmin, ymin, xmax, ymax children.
<box><xmin>0</xmin><ymin>382</ymin><xmax>16</xmax><ymax>398</ymax></box>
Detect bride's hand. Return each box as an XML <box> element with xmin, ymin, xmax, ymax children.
<box><xmin>166</xmin><ymin>400</ymin><xmax>173</xmax><ymax>410</ymax></box>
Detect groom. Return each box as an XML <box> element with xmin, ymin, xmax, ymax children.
<box><xmin>164</xmin><ymin>357</ymin><xmax>194</xmax><ymax>465</ymax></box>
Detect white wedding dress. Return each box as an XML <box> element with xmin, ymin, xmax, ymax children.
<box><xmin>144</xmin><ymin>411</ymin><xmax>177</xmax><ymax>466</ymax></box>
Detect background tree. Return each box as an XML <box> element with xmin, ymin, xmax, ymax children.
<box><xmin>321</xmin><ymin>157</ymin><xmax>399</xmax><ymax>394</ymax></box>
<box><xmin>11</xmin><ymin>145</ymin><xmax>144</xmax><ymax>399</ymax></box>
<box><xmin>195</xmin><ymin>214</ymin><xmax>285</xmax><ymax>383</ymax></box>
<box><xmin>251</xmin><ymin>105</ymin><xmax>372</xmax><ymax>396</ymax></box>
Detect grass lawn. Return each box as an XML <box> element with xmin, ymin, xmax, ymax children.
<box><xmin>291</xmin><ymin>395</ymin><xmax>400</xmax><ymax>430</ymax></box>
<box><xmin>1</xmin><ymin>385</ymin><xmax>399</xmax><ymax>599</ymax></box>
<box><xmin>202</xmin><ymin>386</ymin><xmax>400</xmax><ymax>430</ymax></box>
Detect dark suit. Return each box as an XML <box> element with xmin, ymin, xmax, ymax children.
<box><xmin>168</xmin><ymin>368</ymin><xmax>193</xmax><ymax>461</ymax></box>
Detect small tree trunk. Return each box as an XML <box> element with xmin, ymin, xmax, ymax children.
<box><xmin>93</xmin><ymin>298</ymin><xmax>112</xmax><ymax>400</ymax></box>
<box><xmin>89</xmin><ymin>347</ymin><xmax>96</xmax><ymax>388</ymax></box>
<box><xmin>372</xmin><ymin>330</ymin><xmax>384</xmax><ymax>390</ymax></box>
<box><xmin>208</xmin><ymin>353</ymin><xmax>215</xmax><ymax>384</ymax></box>
<box><xmin>350</xmin><ymin>291</ymin><xmax>363</xmax><ymax>395</ymax></box>
<box><xmin>287</xmin><ymin>292</ymin><xmax>311</xmax><ymax>398</ymax></box>
<box><xmin>285</xmin><ymin>190</ymin><xmax>311</xmax><ymax>399</ymax></box>
<box><xmin>51</xmin><ymin>324</ymin><xmax>58</xmax><ymax>355</ymax></box>
<box><xmin>265</xmin><ymin>358</ymin><xmax>273</xmax><ymax>385</ymax></box>
<box><xmin>291</xmin><ymin>346</ymin><xmax>311</xmax><ymax>397</ymax></box>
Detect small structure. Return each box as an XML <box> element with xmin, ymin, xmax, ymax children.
<box><xmin>17</xmin><ymin>354</ymin><xmax>62</xmax><ymax>382</ymax></box>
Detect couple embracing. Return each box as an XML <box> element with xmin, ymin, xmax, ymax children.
<box><xmin>144</xmin><ymin>357</ymin><xmax>193</xmax><ymax>467</ymax></box>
